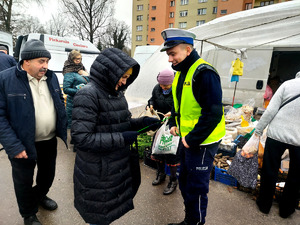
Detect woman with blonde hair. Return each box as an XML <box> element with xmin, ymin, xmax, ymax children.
<box><xmin>63</xmin><ymin>50</ymin><xmax>89</xmax><ymax>131</ymax></box>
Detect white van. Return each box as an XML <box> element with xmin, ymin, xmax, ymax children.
<box><xmin>14</xmin><ymin>33</ymin><xmax>100</xmax><ymax>85</ymax></box>
<box><xmin>0</xmin><ymin>31</ymin><xmax>14</xmax><ymax>56</ymax></box>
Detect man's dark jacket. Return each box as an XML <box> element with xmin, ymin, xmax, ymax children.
<box><xmin>0</xmin><ymin>52</ymin><xmax>17</xmax><ymax>72</ymax></box>
<box><xmin>71</xmin><ymin>48</ymin><xmax>145</xmax><ymax>225</ymax></box>
<box><xmin>0</xmin><ymin>63</ymin><xmax>67</xmax><ymax>159</ymax></box>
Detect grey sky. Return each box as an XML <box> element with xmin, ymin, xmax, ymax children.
<box><xmin>27</xmin><ymin>0</ymin><xmax>132</xmax><ymax>28</ymax></box>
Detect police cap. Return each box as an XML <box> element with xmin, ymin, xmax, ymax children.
<box><xmin>160</xmin><ymin>28</ymin><xmax>196</xmax><ymax>52</ymax></box>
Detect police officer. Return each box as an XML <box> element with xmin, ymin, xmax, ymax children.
<box><xmin>161</xmin><ymin>28</ymin><xmax>225</xmax><ymax>225</ymax></box>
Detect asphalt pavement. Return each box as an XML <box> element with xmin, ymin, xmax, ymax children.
<box><xmin>0</xmin><ymin>134</ymin><xmax>299</xmax><ymax>225</ymax></box>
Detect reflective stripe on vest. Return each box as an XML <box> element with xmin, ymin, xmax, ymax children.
<box><xmin>172</xmin><ymin>58</ymin><xmax>226</xmax><ymax>145</ymax></box>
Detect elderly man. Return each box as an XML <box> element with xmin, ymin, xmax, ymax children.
<box><xmin>0</xmin><ymin>45</ymin><xmax>17</xmax><ymax>71</ymax></box>
<box><xmin>160</xmin><ymin>28</ymin><xmax>225</xmax><ymax>225</ymax></box>
<box><xmin>0</xmin><ymin>39</ymin><xmax>67</xmax><ymax>225</ymax></box>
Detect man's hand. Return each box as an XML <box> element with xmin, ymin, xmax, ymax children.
<box><xmin>14</xmin><ymin>150</ymin><xmax>28</xmax><ymax>159</ymax></box>
<box><xmin>182</xmin><ymin>137</ymin><xmax>190</xmax><ymax>148</ymax></box>
<box><xmin>170</xmin><ymin>126</ymin><xmax>179</xmax><ymax>136</ymax></box>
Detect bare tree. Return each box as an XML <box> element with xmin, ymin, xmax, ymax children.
<box><xmin>47</xmin><ymin>13</ymin><xmax>70</xmax><ymax>37</ymax></box>
<box><xmin>13</xmin><ymin>15</ymin><xmax>45</xmax><ymax>37</ymax></box>
<box><xmin>0</xmin><ymin>0</ymin><xmax>43</xmax><ymax>32</ymax></box>
<box><xmin>101</xmin><ymin>19</ymin><xmax>131</xmax><ymax>51</ymax></box>
<box><xmin>61</xmin><ymin>0</ymin><xmax>115</xmax><ymax>44</ymax></box>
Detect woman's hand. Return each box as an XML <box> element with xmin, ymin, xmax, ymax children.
<box><xmin>164</xmin><ymin>111</ymin><xmax>171</xmax><ymax>118</ymax></box>
<box><xmin>78</xmin><ymin>70</ymin><xmax>88</xmax><ymax>76</ymax></box>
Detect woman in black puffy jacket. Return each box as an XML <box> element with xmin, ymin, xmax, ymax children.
<box><xmin>71</xmin><ymin>48</ymin><xmax>159</xmax><ymax>225</ymax></box>
<box><xmin>147</xmin><ymin>69</ymin><xmax>180</xmax><ymax>195</ymax></box>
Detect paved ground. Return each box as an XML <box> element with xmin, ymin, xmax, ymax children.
<box><xmin>0</xmin><ymin>135</ymin><xmax>299</xmax><ymax>225</ymax></box>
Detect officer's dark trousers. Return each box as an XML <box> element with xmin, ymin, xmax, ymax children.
<box><xmin>257</xmin><ymin>137</ymin><xmax>300</xmax><ymax>216</ymax></box>
<box><xmin>178</xmin><ymin>142</ymin><xmax>219</xmax><ymax>225</ymax></box>
<box><xmin>9</xmin><ymin>137</ymin><xmax>57</xmax><ymax>218</ymax></box>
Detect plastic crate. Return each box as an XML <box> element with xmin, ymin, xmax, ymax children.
<box><xmin>214</xmin><ymin>166</ymin><xmax>237</xmax><ymax>187</ymax></box>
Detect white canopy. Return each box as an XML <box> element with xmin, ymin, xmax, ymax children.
<box><xmin>126</xmin><ymin>0</ymin><xmax>300</xmax><ymax>106</ymax></box>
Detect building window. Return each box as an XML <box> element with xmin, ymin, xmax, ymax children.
<box><xmin>136</xmin><ymin>25</ymin><xmax>143</xmax><ymax>31</ymax></box>
<box><xmin>260</xmin><ymin>1</ymin><xmax>274</xmax><ymax>6</ymax></box>
<box><xmin>151</xmin><ymin>17</ymin><xmax>156</xmax><ymax>21</ymax></box>
<box><xmin>213</xmin><ymin>7</ymin><xmax>217</xmax><ymax>14</ymax></box>
<box><xmin>170</xmin><ymin>1</ymin><xmax>175</xmax><ymax>7</ymax></box>
<box><xmin>169</xmin><ymin>12</ymin><xmax>174</xmax><ymax>18</ymax></box>
<box><xmin>179</xmin><ymin>22</ymin><xmax>187</xmax><ymax>28</ymax></box>
<box><xmin>220</xmin><ymin>9</ymin><xmax>227</xmax><ymax>14</ymax></box>
<box><xmin>152</xmin><ymin>6</ymin><xmax>156</xmax><ymax>10</ymax></box>
<box><xmin>150</xmin><ymin>38</ymin><xmax>155</xmax><ymax>43</ymax></box>
<box><xmin>181</xmin><ymin>0</ymin><xmax>189</xmax><ymax>5</ymax></box>
<box><xmin>245</xmin><ymin>3</ymin><xmax>252</xmax><ymax>10</ymax></box>
<box><xmin>169</xmin><ymin>23</ymin><xmax>174</xmax><ymax>28</ymax></box>
<box><xmin>151</xmin><ymin>28</ymin><xmax>155</xmax><ymax>32</ymax></box>
<box><xmin>197</xmin><ymin>8</ymin><xmax>207</xmax><ymax>15</ymax></box>
<box><xmin>136</xmin><ymin>35</ymin><xmax>142</xmax><ymax>41</ymax></box>
<box><xmin>137</xmin><ymin>15</ymin><xmax>143</xmax><ymax>21</ymax></box>
<box><xmin>180</xmin><ymin>10</ymin><xmax>188</xmax><ymax>17</ymax></box>
<box><xmin>196</xmin><ymin>20</ymin><xmax>205</xmax><ymax>26</ymax></box>
<box><xmin>137</xmin><ymin>5</ymin><xmax>143</xmax><ymax>11</ymax></box>
<box><xmin>198</xmin><ymin>0</ymin><xmax>207</xmax><ymax>3</ymax></box>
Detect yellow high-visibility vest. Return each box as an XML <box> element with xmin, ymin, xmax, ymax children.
<box><xmin>172</xmin><ymin>58</ymin><xmax>225</xmax><ymax>145</ymax></box>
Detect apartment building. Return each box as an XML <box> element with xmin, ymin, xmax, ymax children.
<box><xmin>131</xmin><ymin>0</ymin><xmax>290</xmax><ymax>55</ymax></box>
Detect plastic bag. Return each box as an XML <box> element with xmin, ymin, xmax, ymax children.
<box><xmin>258</xmin><ymin>128</ymin><xmax>267</xmax><ymax>168</ymax></box>
<box><xmin>241</xmin><ymin>99</ymin><xmax>255</xmax><ymax>122</ymax></box>
<box><xmin>76</xmin><ymin>83</ymin><xmax>85</xmax><ymax>89</ymax></box>
<box><xmin>225</xmin><ymin>107</ymin><xmax>242</xmax><ymax>121</ymax></box>
<box><xmin>241</xmin><ymin>133</ymin><xmax>259</xmax><ymax>158</ymax></box>
<box><xmin>152</xmin><ymin>119</ymin><xmax>180</xmax><ymax>155</ymax></box>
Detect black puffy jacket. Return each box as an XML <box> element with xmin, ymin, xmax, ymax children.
<box><xmin>148</xmin><ymin>84</ymin><xmax>174</xmax><ymax>120</ymax></box>
<box><xmin>71</xmin><ymin>48</ymin><xmax>143</xmax><ymax>224</ymax></box>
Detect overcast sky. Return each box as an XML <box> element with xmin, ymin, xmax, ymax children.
<box><xmin>27</xmin><ymin>0</ymin><xmax>133</xmax><ymax>28</ymax></box>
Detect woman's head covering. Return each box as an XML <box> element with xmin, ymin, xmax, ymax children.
<box><xmin>62</xmin><ymin>49</ymin><xmax>85</xmax><ymax>75</ymax></box>
<box><xmin>157</xmin><ymin>69</ymin><xmax>174</xmax><ymax>85</ymax></box>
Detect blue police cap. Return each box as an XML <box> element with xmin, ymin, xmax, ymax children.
<box><xmin>160</xmin><ymin>28</ymin><xmax>196</xmax><ymax>52</ymax></box>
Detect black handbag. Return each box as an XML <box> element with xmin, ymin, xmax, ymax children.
<box><xmin>130</xmin><ymin>140</ymin><xmax>141</xmax><ymax>198</ymax></box>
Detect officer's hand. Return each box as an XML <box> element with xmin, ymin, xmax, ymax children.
<box><xmin>170</xmin><ymin>126</ymin><xmax>179</xmax><ymax>136</ymax></box>
<box><xmin>14</xmin><ymin>150</ymin><xmax>28</xmax><ymax>159</ymax></box>
<box><xmin>182</xmin><ymin>137</ymin><xmax>190</xmax><ymax>148</ymax></box>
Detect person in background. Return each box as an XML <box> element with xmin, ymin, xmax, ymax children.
<box><xmin>255</xmin><ymin>71</ymin><xmax>300</xmax><ymax>218</ymax></box>
<box><xmin>63</xmin><ymin>50</ymin><xmax>89</xmax><ymax>130</ymax></box>
<box><xmin>0</xmin><ymin>45</ymin><xmax>17</xmax><ymax>72</ymax></box>
<box><xmin>161</xmin><ymin>28</ymin><xmax>225</xmax><ymax>225</ymax></box>
<box><xmin>263</xmin><ymin>76</ymin><xmax>280</xmax><ymax>108</ymax></box>
<box><xmin>71</xmin><ymin>48</ymin><xmax>160</xmax><ymax>225</ymax></box>
<box><xmin>0</xmin><ymin>39</ymin><xmax>67</xmax><ymax>225</ymax></box>
<box><xmin>147</xmin><ymin>68</ymin><xmax>180</xmax><ymax>195</ymax></box>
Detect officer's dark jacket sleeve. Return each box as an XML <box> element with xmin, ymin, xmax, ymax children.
<box><xmin>185</xmin><ymin>68</ymin><xmax>223</xmax><ymax>147</ymax></box>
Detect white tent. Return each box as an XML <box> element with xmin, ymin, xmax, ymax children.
<box><xmin>126</xmin><ymin>0</ymin><xmax>300</xmax><ymax>108</ymax></box>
